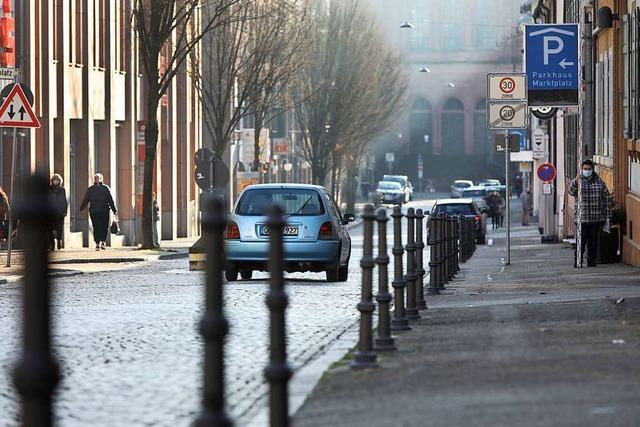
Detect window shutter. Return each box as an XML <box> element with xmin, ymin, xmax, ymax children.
<box><xmin>623</xmin><ymin>14</ymin><xmax>631</xmax><ymax>139</ymax></box>
<box><xmin>608</xmin><ymin>49</ymin><xmax>614</xmax><ymax>157</ymax></box>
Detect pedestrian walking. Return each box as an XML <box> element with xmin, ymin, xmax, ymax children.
<box><xmin>521</xmin><ymin>188</ymin><xmax>532</xmax><ymax>226</ymax></box>
<box><xmin>568</xmin><ymin>159</ymin><xmax>612</xmax><ymax>267</ymax></box>
<box><xmin>515</xmin><ymin>175</ymin><xmax>523</xmax><ymax>198</ymax></box>
<box><xmin>497</xmin><ymin>193</ymin><xmax>506</xmax><ymax>228</ymax></box>
<box><xmin>487</xmin><ymin>191</ymin><xmax>501</xmax><ymax>229</ymax></box>
<box><xmin>0</xmin><ymin>186</ymin><xmax>9</xmax><ymax>243</ymax></box>
<box><xmin>49</xmin><ymin>174</ymin><xmax>68</xmax><ymax>250</ymax></box>
<box><xmin>152</xmin><ymin>192</ymin><xmax>160</xmax><ymax>247</ymax></box>
<box><xmin>80</xmin><ymin>173</ymin><xmax>118</xmax><ymax>251</ymax></box>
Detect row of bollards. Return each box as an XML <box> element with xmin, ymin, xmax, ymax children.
<box><xmin>352</xmin><ymin>205</ymin><xmax>478</xmax><ymax>370</ymax></box>
<box><xmin>11</xmin><ymin>177</ymin><xmax>478</xmax><ymax>425</ymax></box>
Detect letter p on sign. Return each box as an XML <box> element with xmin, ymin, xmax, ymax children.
<box><xmin>543</xmin><ymin>36</ymin><xmax>563</xmax><ymax>65</ymax></box>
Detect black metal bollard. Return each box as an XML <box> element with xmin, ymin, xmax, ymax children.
<box><xmin>12</xmin><ymin>175</ymin><xmax>60</xmax><ymax>427</ymax></box>
<box><xmin>442</xmin><ymin>214</ymin><xmax>450</xmax><ymax>285</ymax></box>
<box><xmin>438</xmin><ymin>214</ymin><xmax>447</xmax><ymax>290</ymax></box>
<box><xmin>265</xmin><ymin>205</ymin><xmax>293</xmax><ymax>425</ymax></box>
<box><xmin>374</xmin><ymin>208</ymin><xmax>396</xmax><ymax>351</ymax></box>
<box><xmin>352</xmin><ymin>205</ymin><xmax>378</xmax><ymax>369</ymax></box>
<box><xmin>415</xmin><ymin>209</ymin><xmax>427</xmax><ymax>310</ymax></box>
<box><xmin>454</xmin><ymin>216</ymin><xmax>460</xmax><ymax>272</ymax></box>
<box><xmin>194</xmin><ymin>195</ymin><xmax>232</xmax><ymax>427</ymax></box>
<box><xmin>390</xmin><ymin>206</ymin><xmax>410</xmax><ymax>331</ymax></box>
<box><xmin>448</xmin><ymin>216</ymin><xmax>456</xmax><ymax>280</ymax></box>
<box><xmin>427</xmin><ymin>215</ymin><xmax>440</xmax><ymax>295</ymax></box>
<box><xmin>404</xmin><ymin>208</ymin><xmax>420</xmax><ymax>320</ymax></box>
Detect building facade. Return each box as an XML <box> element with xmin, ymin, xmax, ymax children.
<box><xmin>371</xmin><ymin>0</ymin><xmax>523</xmax><ymax>189</ymax></box>
<box><xmin>0</xmin><ymin>0</ymin><xmax>202</xmax><ymax>247</ymax></box>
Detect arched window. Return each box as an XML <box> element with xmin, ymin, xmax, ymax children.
<box><xmin>474</xmin><ymin>99</ymin><xmax>488</xmax><ymax>155</ymax></box>
<box><xmin>441</xmin><ymin>98</ymin><xmax>465</xmax><ymax>154</ymax></box>
<box><xmin>409</xmin><ymin>98</ymin><xmax>433</xmax><ymax>154</ymax></box>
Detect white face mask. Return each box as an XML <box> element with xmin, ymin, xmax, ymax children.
<box><xmin>582</xmin><ymin>170</ymin><xmax>593</xmax><ymax>178</ymax></box>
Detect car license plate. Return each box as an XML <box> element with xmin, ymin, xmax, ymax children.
<box><xmin>259</xmin><ymin>225</ymin><xmax>298</xmax><ymax>236</ymax></box>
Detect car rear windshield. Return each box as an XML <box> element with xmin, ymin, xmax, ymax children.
<box><xmin>236</xmin><ymin>188</ymin><xmax>325</xmax><ymax>216</ymax></box>
<box><xmin>433</xmin><ymin>203</ymin><xmax>476</xmax><ymax>215</ymax></box>
<box><xmin>378</xmin><ymin>182</ymin><xmax>402</xmax><ymax>190</ymax></box>
<box><xmin>462</xmin><ymin>190</ymin><xmax>486</xmax><ymax>197</ymax></box>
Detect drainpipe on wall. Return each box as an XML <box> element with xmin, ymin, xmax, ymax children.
<box><xmin>582</xmin><ymin>2</ymin><xmax>595</xmax><ymax>159</ymax></box>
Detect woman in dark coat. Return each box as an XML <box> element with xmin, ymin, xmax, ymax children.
<box><xmin>80</xmin><ymin>173</ymin><xmax>118</xmax><ymax>250</ymax></box>
<box><xmin>49</xmin><ymin>173</ymin><xmax>68</xmax><ymax>250</ymax></box>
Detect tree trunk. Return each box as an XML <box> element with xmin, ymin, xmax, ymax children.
<box><xmin>345</xmin><ymin>164</ymin><xmax>358</xmax><ymax>214</ymax></box>
<box><xmin>311</xmin><ymin>162</ymin><xmax>326</xmax><ymax>186</ymax></box>
<box><xmin>142</xmin><ymin>93</ymin><xmax>161</xmax><ymax>249</ymax></box>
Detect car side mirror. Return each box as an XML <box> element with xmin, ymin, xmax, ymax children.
<box><xmin>343</xmin><ymin>213</ymin><xmax>356</xmax><ymax>224</ymax></box>
<box><xmin>424</xmin><ymin>210</ymin><xmax>430</xmax><ymax>216</ymax></box>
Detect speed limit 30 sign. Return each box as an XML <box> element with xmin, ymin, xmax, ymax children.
<box><xmin>488</xmin><ymin>73</ymin><xmax>527</xmax><ymax>101</ymax></box>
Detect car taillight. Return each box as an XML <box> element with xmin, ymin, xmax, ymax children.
<box><xmin>318</xmin><ymin>221</ymin><xmax>333</xmax><ymax>240</ymax></box>
<box><xmin>474</xmin><ymin>215</ymin><xmax>481</xmax><ymax>222</ymax></box>
<box><xmin>224</xmin><ymin>222</ymin><xmax>240</xmax><ymax>239</ymax></box>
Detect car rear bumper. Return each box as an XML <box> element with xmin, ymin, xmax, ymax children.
<box><xmin>225</xmin><ymin>239</ymin><xmax>339</xmax><ymax>263</ymax></box>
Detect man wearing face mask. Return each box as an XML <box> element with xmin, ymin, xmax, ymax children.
<box><xmin>568</xmin><ymin>159</ymin><xmax>612</xmax><ymax>267</ymax></box>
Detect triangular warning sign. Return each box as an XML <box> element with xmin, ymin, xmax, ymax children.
<box><xmin>0</xmin><ymin>84</ymin><xmax>40</xmax><ymax>128</ymax></box>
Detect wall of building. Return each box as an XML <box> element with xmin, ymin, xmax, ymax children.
<box><xmin>0</xmin><ymin>0</ymin><xmax>202</xmax><ymax>247</ymax></box>
<box><xmin>371</xmin><ymin>0</ymin><xmax>522</xmax><ymax>188</ymax></box>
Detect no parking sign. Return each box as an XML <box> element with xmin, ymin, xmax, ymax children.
<box><xmin>536</xmin><ymin>163</ymin><xmax>557</xmax><ymax>183</ymax></box>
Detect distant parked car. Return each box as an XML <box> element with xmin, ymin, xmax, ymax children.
<box><xmin>450</xmin><ymin>180</ymin><xmax>474</xmax><ymax>198</ymax></box>
<box><xmin>430</xmin><ymin>198</ymin><xmax>487</xmax><ymax>244</ymax></box>
<box><xmin>224</xmin><ymin>184</ymin><xmax>354</xmax><ymax>282</ymax></box>
<box><xmin>383</xmin><ymin>175</ymin><xmax>413</xmax><ymax>202</ymax></box>
<box><xmin>477</xmin><ymin>179</ymin><xmax>501</xmax><ymax>187</ymax></box>
<box><xmin>374</xmin><ymin>181</ymin><xmax>405</xmax><ymax>206</ymax></box>
<box><xmin>460</xmin><ymin>186</ymin><xmax>489</xmax><ymax>213</ymax></box>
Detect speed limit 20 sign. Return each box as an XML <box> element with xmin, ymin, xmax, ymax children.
<box><xmin>488</xmin><ymin>73</ymin><xmax>526</xmax><ymax>101</ymax></box>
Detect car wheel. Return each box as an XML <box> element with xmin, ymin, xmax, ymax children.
<box><xmin>225</xmin><ymin>268</ymin><xmax>239</xmax><ymax>282</ymax></box>
<box><xmin>338</xmin><ymin>264</ymin><xmax>349</xmax><ymax>281</ymax></box>
<box><xmin>477</xmin><ymin>235</ymin><xmax>486</xmax><ymax>244</ymax></box>
<box><xmin>240</xmin><ymin>269</ymin><xmax>253</xmax><ymax>280</ymax></box>
<box><xmin>326</xmin><ymin>268</ymin><xmax>339</xmax><ymax>282</ymax></box>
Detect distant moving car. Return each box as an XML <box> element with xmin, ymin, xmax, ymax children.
<box><xmin>383</xmin><ymin>175</ymin><xmax>413</xmax><ymax>202</ymax></box>
<box><xmin>460</xmin><ymin>186</ymin><xmax>489</xmax><ymax>212</ymax></box>
<box><xmin>430</xmin><ymin>198</ymin><xmax>487</xmax><ymax>244</ymax></box>
<box><xmin>374</xmin><ymin>181</ymin><xmax>405</xmax><ymax>206</ymax></box>
<box><xmin>450</xmin><ymin>180</ymin><xmax>474</xmax><ymax>198</ymax></box>
<box><xmin>224</xmin><ymin>184</ymin><xmax>354</xmax><ymax>282</ymax></box>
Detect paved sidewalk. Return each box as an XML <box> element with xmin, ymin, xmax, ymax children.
<box><xmin>293</xmin><ymin>218</ymin><xmax>640</xmax><ymax>427</ymax></box>
<box><xmin>0</xmin><ymin>238</ymin><xmax>195</xmax><ymax>283</ymax></box>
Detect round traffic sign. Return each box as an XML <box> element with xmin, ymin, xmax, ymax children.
<box><xmin>499</xmin><ymin>105</ymin><xmax>515</xmax><ymax>121</ymax></box>
<box><xmin>537</xmin><ymin>163</ymin><xmax>557</xmax><ymax>183</ymax></box>
<box><xmin>0</xmin><ymin>83</ymin><xmax>34</xmax><ymax>106</ymax></box>
<box><xmin>499</xmin><ymin>77</ymin><xmax>516</xmax><ymax>94</ymax></box>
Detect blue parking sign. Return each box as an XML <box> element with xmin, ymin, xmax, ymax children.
<box><xmin>525</xmin><ymin>24</ymin><xmax>579</xmax><ymax>107</ymax></box>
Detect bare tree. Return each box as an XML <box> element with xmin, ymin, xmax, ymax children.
<box><xmin>192</xmin><ymin>0</ymin><xmax>310</xmax><ymax>183</ymax></box>
<box><xmin>292</xmin><ymin>0</ymin><xmax>407</xmax><ymax>187</ymax></box>
<box><xmin>247</xmin><ymin>0</ymin><xmax>312</xmax><ymax>174</ymax></box>
<box><xmin>133</xmin><ymin>0</ymin><xmax>239</xmax><ymax>249</ymax></box>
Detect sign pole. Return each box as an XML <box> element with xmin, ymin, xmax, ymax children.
<box><xmin>505</xmin><ymin>130</ymin><xmax>511</xmax><ymax>265</ymax></box>
<box><xmin>5</xmin><ymin>126</ymin><xmax>17</xmax><ymax>267</ymax></box>
<box><xmin>5</xmin><ymin>71</ymin><xmax>20</xmax><ymax>268</ymax></box>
